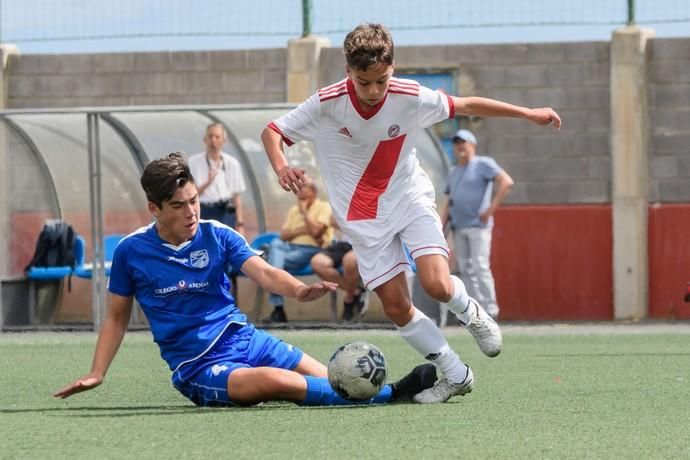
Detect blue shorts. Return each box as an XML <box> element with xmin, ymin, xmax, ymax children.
<box><xmin>171</xmin><ymin>324</ymin><xmax>304</xmax><ymax>406</ymax></box>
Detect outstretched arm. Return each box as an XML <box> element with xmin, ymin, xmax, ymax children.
<box><xmin>241</xmin><ymin>255</ymin><xmax>337</xmax><ymax>302</ymax></box>
<box><xmin>261</xmin><ymin>127</ymin><xmax>307</xmax><ymax>194</ymax></box>
<box><xmin>452</xmin><ymin>96</ymin><xmax>562</xmax><ymax>129</ymax></box>
<box><xmin>53</xmin><ymin>294</ymin><xmax>133</xmax><ymax>398</ymax></box>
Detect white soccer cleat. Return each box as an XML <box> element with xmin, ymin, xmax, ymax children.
<box><xmin>465</xmin><ymin>298</ymin><xmax>502</xmax><ymax>357</ymax></box>
<box><xmin>413</xmin><ymin>366</ymin><xmax>474</xmax><ymax>404</ymax></box>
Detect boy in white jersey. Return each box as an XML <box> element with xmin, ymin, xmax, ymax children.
<box><xmin>54</xmin><ymin>153</ymin><xmax>439</xmax><ymax>407</ymax></box>
<box><xmin>262</xmin><ymin>23</ymin><xmax>562</xmax><ymax>403</ymax></box>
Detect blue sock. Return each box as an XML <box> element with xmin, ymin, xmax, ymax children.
<box><xmin>300</xmin><ymin>376</ymin><xmax>392</xmax><ymax>406</ymax></box>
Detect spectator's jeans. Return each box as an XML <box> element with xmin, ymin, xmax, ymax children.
<box><xmin>267</xmin><ymin>239</ymin><xmax>321</xmax><ymax>306</ymax></box>
<box><xmin>452</xmin><ymin>226</ymin><xmax>499</xmax><ymax>316</ymax></box>
<box><xmin>200</xmin><ymin>203</ymin><xmax>237</xmax><ymax>229</ymax></box>
<box><xmin>201</xmin><ymin>203</ymin><xmax>238</xmax><ymax>277</ymax></box>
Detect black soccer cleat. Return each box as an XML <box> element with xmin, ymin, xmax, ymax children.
<box><xmin>390</xmin><ymin>363</ymin><xmax>438</xmax><ymax>403</ymax></box>
<box><xmin>263</xmin><ymin>307</ymin><xmax>287</xmax><ymax>323</ymax></box>
<box><xmin>685</xmin><ymin>282</ymin><xmax>690</xmax><ymax>303</ymax></box>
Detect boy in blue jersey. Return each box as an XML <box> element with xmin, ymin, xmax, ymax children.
<box><xmin>54</xmin><ymin>153</ymin><xmax>437</xmax><ymax>407</ymax></box>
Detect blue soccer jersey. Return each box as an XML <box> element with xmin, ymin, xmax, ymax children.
<box><xmin>108</xmin><ymin>220</ymin><xmax>259</xmax><ymax>371</ymax></box>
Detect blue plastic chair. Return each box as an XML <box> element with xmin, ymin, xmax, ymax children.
<box><xmin>249</xmin><ymin>231</ymin><xmax>337</xmax><ymax>320</ymax></box>
<box><xmin>27</xmin><ymin>235</ymin><xmax>86</xmax><ymax>280</ymax></box>
<box><xmin>75</xmin><ymin>234</ymin><xmax>125</xmax><ymax>279</ymax></box>
<box><xmin>250</xmin><ymin>232</ymin><xmax>279</xmax><ymax>251</ymax></box>
<box><xmin>250</xmin><ymin>232</ymin><xmax>317</xmax><ymax>275</ymax></box>
<box><xmin>26</xmin><ymin>235</ymin><xmax>86</xmax><ymax>324</ymax></box>
<box><xmin>103</xmin><ymin>234</ymin><xmax>125</xmax><ymax>266</ymax></box>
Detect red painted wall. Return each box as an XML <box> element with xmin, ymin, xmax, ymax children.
<box><xmin>648</xmin><ymin>204</ymin><xmax>690</xmax><ymax>319</ymax></box>
<box><xmin>9</xmin><ymin>211</ymin><xmax>153</xmax><ymax>322</ymax></box>
<box><xmin>12</xmin><ymin>205</ymin><xmax>689</xmax><ymax>321</ymax></box>
<box><xmin>489</xmin><ymin>205</ymin><xmax>613</xmax><ymax>320</ymax></box>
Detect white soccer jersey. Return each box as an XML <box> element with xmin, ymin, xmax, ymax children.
<box><xmin>270</xmin><ymin>77</ymin><xmax>454</xmax><ymax>240</ymax></box>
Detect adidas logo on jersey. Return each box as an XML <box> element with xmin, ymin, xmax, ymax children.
<box><xmin>338</xmin><ymin>126</ymin><xmax>352</xmax><ymax>138</ymax></box>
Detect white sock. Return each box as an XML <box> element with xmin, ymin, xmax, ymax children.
<box><xmin>433</xmin><ymin>347</ymin><xmax>471</xmax><ymax>384</ymax></box>
<box><xmin>396</xmin><ymin>308</ymin><xmax>468</xmax><ymax>383</ymax></box>
<box><xmin>444</xmin><ymin>275</ymin><xmax>474</xmax><ymax>324</ymax></box>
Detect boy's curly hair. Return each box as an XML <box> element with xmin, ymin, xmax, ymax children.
<box><xmin>343</xmin><ymin>23</ymin><xmax>394</xmax><ymax>71</ymax></box>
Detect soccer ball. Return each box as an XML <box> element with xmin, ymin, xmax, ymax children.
<box><xmin>327</xmin><ymin>341</ymin><xmax>387</xmax><ymax>400</ymax></box>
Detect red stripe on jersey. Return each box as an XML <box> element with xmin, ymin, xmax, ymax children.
<box><xmin>319</xmin><ymin>91</ymin><xmax>348</xmax><ymax>102</ymax></box>
<box><xmin>319</xmin><ymin>87</ymin><xmax>346</xmax><ymax>97</ymax></box>
<box><xmin>390</xmin><ymin>78</ymin><xmax>419</xmax><ymax>89</ymax></box>
<box><xmin>319</xmin><ymin>82</ymin><xmax>346</xmax><ymax>92</ymax></box>
<box><xmin>267</xmin><ymin>122</ymin><xmax>294</xmax><ymax>146</ymax></box>
<box><xmin>389</xmin><ymin>84</ymin><xmax>419</xmax><ymax>91</ymax></box>
<box><xmin>389</xmin><ymin>82</ymin><xmax>419</xmax><ymax>90</ymax></box>
<box><xmin>319</xmin><ymin>79</ymin><xmax>347</xmax><ymax>93</ymax></box>
<box><xmin>346</xmin><ymin>79</ymin><xmax>388</xmax><ymax>120</ymax></box>
<box><xmin>389</xmin><ymin>86</ymin><xmax>419</xmax><ymax>96</ymax></box>
<box><xmin>388</xmin><ymin>89</ymin><xmax>419</xmax><ymax>97</ymax></box>
<box><xmin>318</xmin><ymin>83</ymin><xmax>347</xmax><ymax>98</ymax></box>
<box><xmin>347</xmin><ymin>134</ymin><xmax>406</xmax><ymax>221</ymax></box>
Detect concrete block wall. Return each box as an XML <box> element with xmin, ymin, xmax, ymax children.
<box><xmin>648</xmin><ymin>37</ymin><xmax>690</xmax><ymax>202</ymax></box>
<box><xmin>4</xmin><ymin>37</ymin><xmax>689</xmax><ymax>321</ymax></box>
<box><xmin>323</xmin><ymin>42</ymin><xmax>611</xmax><ymax>205</ymax></box>
<box><xmin>5</xmin><ymin>39</ymin><xmax>686</xmax><ymax>206</ymax></box>
<box><xmin>7</xmin><ymin>49</ymin><xmax>287</xmax><ymax>108</ymax></box>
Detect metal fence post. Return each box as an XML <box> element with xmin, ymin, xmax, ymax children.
<box><xmin>627</xmin><ymin>0</ymin><xmax>636</xmax><ymax>25</ymax></box>
<box><xmin>302</xmin><ymin>0</ymin><xmax>313</xmax><ymax>37</ymax></box>
<box><xmin>87</xmin><ymin>113</ymin><xmax>105</xmax><ymax>330</ymax></box>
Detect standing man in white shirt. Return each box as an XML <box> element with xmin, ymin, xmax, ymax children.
<box><xmin>188</xmin><ymin>123</ymin><xmax>247</xmax><ymax>297</ymax></box>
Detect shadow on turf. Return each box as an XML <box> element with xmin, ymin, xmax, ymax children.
<box><xmin>534</xmin><ymin>352</ymin><xmax>690</xmax><ymax>357</ymax></box>
<box><xmin>0</xmin><ymin>405</ymin><xmax>206</xmax><ymax>417</ymax></box>
<box><xmin>0</xmin><ymin>403</ymin><xmax>397</xmax><ymax>417</ymax></box>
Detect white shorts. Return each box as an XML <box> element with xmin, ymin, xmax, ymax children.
<box><xmin>348</xmin><ymin>204</ymin><xmax>449</xmax><ymax>290</ymax></box>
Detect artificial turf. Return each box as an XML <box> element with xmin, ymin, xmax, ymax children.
<box><xmin>1</xmin><ymin>328</ymin><xmax>689</xmax><ymax>459</ymax></box>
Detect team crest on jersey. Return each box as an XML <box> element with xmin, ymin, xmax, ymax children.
<box><xmin>388</xmin><ymin>124</ymin><xmax>400</xmax><ymax>138</ymax></box>
<box><xmin>211</xmin><ymin>364</ymin><xmax>229</xmax><ymax>376</ymax></box>
<box><xmin>190</xmin><ymin>249</ymin><xmax>209</xmax><ymax>268</ymax></box>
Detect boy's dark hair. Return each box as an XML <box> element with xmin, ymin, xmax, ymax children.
<box><xmin>343</xmin><ymin>23</ymin><xmax>394</xmax><ymax>71</ymax></box>
<box><xmin>140</xmin><ymin>153</ymin><xmax>195</xmax><ymax>208</ymax></box>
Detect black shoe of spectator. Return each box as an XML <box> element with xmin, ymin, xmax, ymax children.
<box><xmin>342</xmin><ymin>301</ymin><xmax>355</xmax><ymax>321</ymax></box>
<box><xmin>343</xmin><ymin>290</ymin><xmax>366</xmax><ymax>321</ymax></box>
<box><xmin>264</xmin><ymin>307</ymin><xmax>287</xmax><ymax>323</ymax></box>
<box><xmin>390</xmin><ymin>364</ymin><xmax>438</xmax><ymax>403</ymax></box>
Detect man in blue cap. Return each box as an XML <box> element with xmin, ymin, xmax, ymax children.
<box><xmin>441</xmin><ymin>129</ymin><xmax>514</xmax><ymax>320</ymax></box>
